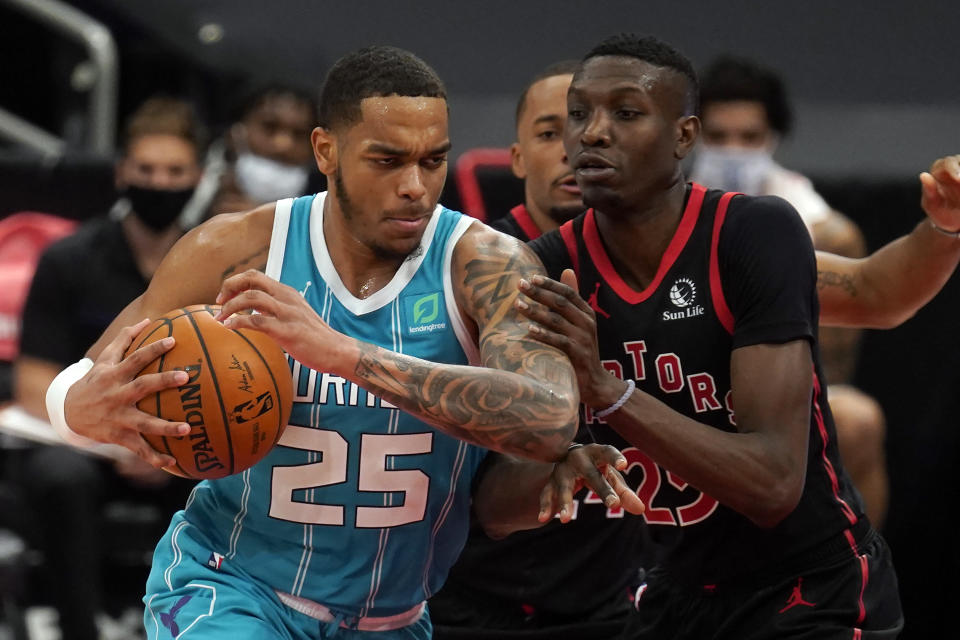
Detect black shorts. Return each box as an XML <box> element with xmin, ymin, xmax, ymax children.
<box><xmin>430</xmin><ymin>580</ymin><xmax>633</xmax><ymax>640</ymax></box>
<box><xmin>620</xmin><ymin>528</ymin><xmax>903</xmax><ymax>640</ymax></box>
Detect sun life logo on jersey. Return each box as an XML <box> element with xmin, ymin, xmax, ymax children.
<box><xmin>404</xmin><ymin>291</ymin><xmax>447</xmax><ymax>334</ymax></box>
<box><xmin>668</xmin><ymin>277</ymin><xmax>696</xmax><ymax>307</ymax></box>
<box><xmin>664</xmin><ymin>277</ymin><xmax>704</xmax><ymax>321</ymax></box>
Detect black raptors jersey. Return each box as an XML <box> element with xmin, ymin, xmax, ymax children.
<box><xmin>489</xmin><ymin>204</ymin><xmax>543</xmax><ymax>243</ymax></box>
<box><xmin>532</xmin><ymin>183</ymin><xmax>867</xmax><ymax>586</ymax></box>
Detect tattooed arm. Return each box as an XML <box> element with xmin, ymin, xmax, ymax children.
<box><xmin>354</xmin><ymin>225</ymin><xmax>578</xmax><ymax>460</ymax></box>
<box><xmin>816</xmin><ymin>229</ymin><xmax>959</xmax><ymax>329</ymax></box>
<box><xmin>817</xmin><ymin>155</ymin><xmax>960</xmax><ymax>328</ymax></box>
<box><xmin>217</xmin><ymin>223</ymin><xmax>580</xmax><ymax>462</ymax></box>
<box><xmin>56</xmin><ymin>204</ymin><xmax>277</xmax><ymax>465</ymax></box>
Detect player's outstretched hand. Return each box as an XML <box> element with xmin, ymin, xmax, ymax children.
<box><xmin>215</xmin><ymin>269</ymin><xmax>341</xmax><ymax>373</ymax></box>
<box><xmin>539</xmin><ymin>444</ymin><xmax>644</xmax><ymax>523</ymax></box>
<box><xmin>63</xmin><ymin>318</ymin><xmax>190</xmax><ymax>468</ymax></box>
<box><xmin>920</xmin><ymin>154</ymin><xmax>960</xmax><ymax>233</ymax></box>
<box><xmin>516</xmin><ymin>269</ymin><xmax>622</xmax><ymax>408</ymax></box>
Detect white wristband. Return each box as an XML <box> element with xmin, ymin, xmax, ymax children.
<box><xmin>594</xmin><ymin>379</ymin><xmax>636</xmax><ymax>419</ymax></box>
<box><xmin>929</xmin><ymin>219</ymin><xmax>960</xmax><ymax>238</ymax></box>
<box><xmin>45</xmin><ymin>358</ymin><xmax>98</xmax><ymax>448</ymax></box>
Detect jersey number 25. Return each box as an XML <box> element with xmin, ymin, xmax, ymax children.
<box><xmin>269</xmin><ymin>425</ymin><xmax>433</xmax><ymax>528</ymax></box>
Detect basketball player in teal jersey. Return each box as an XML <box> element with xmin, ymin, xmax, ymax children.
<box><xmin>44</xmin><ymin>46</ymin><xmax>642</xmax><ymax>639</ymax></box>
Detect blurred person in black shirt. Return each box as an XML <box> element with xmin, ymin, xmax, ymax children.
<box><xmin>12</xmin><ymin>96</ymin><xmax>203</xmax><ymax>640</ymax></box>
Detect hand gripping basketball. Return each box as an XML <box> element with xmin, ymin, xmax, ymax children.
<box><xmin>215</xmin><ymin>269</ymin><xmax>347</xmax><ymax>374</ymax></box>
<box><xmin>123</xmin><ymin>305</ymin><xmax>293</xmax><ymax>479</ymax></box>
<box><xmin>63</xmin><ymin>318</ymin><xmax>192</xmax><ymax>468</ymax></box>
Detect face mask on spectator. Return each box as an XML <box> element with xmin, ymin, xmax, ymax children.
<box><xmin>690</xmin><ymin>145</ymin><xmax>776</xmax><ymax>195</ymax></box>
<box><xmin>234</xmin><ymin>152</ymin><xmax>310</xmax><ymax>204</ymax></box>
<box><xmin>124</xmin><ymin>185</ymin><xmax>195</xmax><ymax>231</ymax></box>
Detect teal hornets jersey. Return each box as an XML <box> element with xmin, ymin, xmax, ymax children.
<box><xmin>181</xmin><ymin>193</ymin><xmax>489</xmax><ymax>618</ymax></box>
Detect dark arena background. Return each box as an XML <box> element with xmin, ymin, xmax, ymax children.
<box><xmin>1</xmin><ymin>1</ymin><xmax>957</xmax><ymax>638</ymax></box>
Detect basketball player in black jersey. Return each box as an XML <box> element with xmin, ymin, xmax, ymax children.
<box><xmin>513</xmin><ymin>34</ymin><xmax>906</xmax><ymax>639</ymax></box>
<box><xmin>435</xmin><ymin>51</ymin><xmax>960</xmax><ymax>638</ymax></box>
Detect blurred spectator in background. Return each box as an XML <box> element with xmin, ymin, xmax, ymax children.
<box><xmin>206</xmin><ymin>83</ymin><xmax>322</xmax><ymax>216</ymax></box>
<box><xmin>692</xmin><ymin>56</ymin><xmax>864</xmax><ymax>251</ymax></box>
<box><xmin>692</xmin><ymin>55</ymin><xmax>888</xmax><ymax>527</ymax></box>
<box><xmin>11</xmin><ymin>96</ymin><xmax>201</xmax><ymax>640</ymax></box>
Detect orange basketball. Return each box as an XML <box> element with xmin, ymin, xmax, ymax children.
<box><xmin>123</xmin><ymin>304</ymin><xmax>292</xmax><ymax>479</ymax></box>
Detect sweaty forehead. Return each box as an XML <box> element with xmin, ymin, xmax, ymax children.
<box><xmin>572</xmin><ymin>56</ymin><xmax>688</xmax><ymax>115</ymax></box>
<box><xmin>574</xmin><ymin>56</ymin><xmax>671</xmax><ymax>92</ymax></box>
<box><xmin>348</xmin><ymin>96</ymin><xmax>449</xmax><ymax>148</ymax></box>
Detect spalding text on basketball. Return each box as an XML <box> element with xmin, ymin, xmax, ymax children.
<box><xmin>177</xmin><ymin>362</ymin><xmax>225</xmax><ymax>474</ymax></box>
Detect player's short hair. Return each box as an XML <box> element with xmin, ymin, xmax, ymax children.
<box><xmin>515</xmin><ymin>59</ymin><xmax>580</xmax><ymax>127</ymax></box>
<box><xmin>122</xmin><ymin>96</ymin><xmax>208</xmax><ymax>157</ymax></box>
<box><xmin>318</xmin><ymin>46</ymin><xmax>447</xmax><ymax>131</ymax></box>
<box><xmin>699</xmin><ymin>56</ymin><xmax>793</xmax><ymax>136</ymax></box>
<box><xmin>582</xmin><ymin>34</ymin><xmax>698</xmax><ymax>116</ymax></box>
<box><xmin>233</xmin><ymin>82</ymin><xmax>318</xmax><ymax>126</ymax></box>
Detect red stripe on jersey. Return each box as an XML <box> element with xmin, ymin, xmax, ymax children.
<box><xmin>821</xmin><ymin>372</ymin><xmax>869</xmax><ymax>630</ymax></box>
<box><xmin>582</xmin><ymin>184</ymin><xmax>706</xmax><ymax>305</ymax></box>
<box><xmin>843</xmin><ymin>527</ymin><xmax>870</xmax><ymax>625</ymax></box>
<box><xmin>509</xmin><ymin>205</ymin><xmax>542</xmax><ymax>241</ymax></box>
<box><xmin>813</xmin><ymin>373</ymin><xmax>859</xmax><ymax>525</ymax></box>
<box><xmin>559</xmin><ymin>219</ymin><xmax>580</xmax><ymax>281</ymax></box>
<box><xmin>708</xmin><ymin>190</ymin><xmax>738</xmax><ymax>334</ymax></box>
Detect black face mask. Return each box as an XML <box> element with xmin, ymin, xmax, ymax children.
<box><xmin>124</xmin><ymin>185</ymin><xmax>195</xmax><ymax>231</ymax></box>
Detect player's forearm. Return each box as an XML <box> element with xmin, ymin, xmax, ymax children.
<box><xmin>344</xmin><ymin>340</ymin><xmax>578</xmax><ymax>462</ymax></box>
<box><xmin>818</xmin><ymin>220</ymin><xmax>960</xmax><ymax>329</ymax></box>
<box><xmin>473</xmin><ymin>454</ymin><xmax>555</xmax><ymax>539</ymax></box>
<box><xmin>600</xmin><ymin>383</ymin><xmax>803</xmax><ymax>527</ymax></box>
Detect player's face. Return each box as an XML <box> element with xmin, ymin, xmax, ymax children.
<box><xmin>512</xmin><ymin>74</ymin><xmax>584</xmax><ymax>224</ymax></box>
<box><xmin>117</xmin><ymin>134</ymin><xmax>202</xmax><ymax>190</ymax></box>
<box><xmin>564</xmin><ymin>56</ymin><xmax>696</xmax><ymax>214</ymax></box>
<box><xmin>242</xmin><ymin>95</ymin><xmax>316</xmax><ymax>166</ymax></box>
<box><xmin>700</xmin><ymin>100</ymin><xmax>775</xmax><ymax>150</ymax></box>
<box><xmin>320</xmin><ymin>96</ymin><xmax>450</xmax><ymax>261</ymax></box>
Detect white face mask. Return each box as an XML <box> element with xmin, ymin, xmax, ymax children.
<box><xmin>689</xmin><ymin>145</ymin><xmax>776</xmax><ymax>195</ymax></box>
<box><xmin>234</xmin><ymin>152</ymin><xmax>310</xmax><ymax>204</ymax></box>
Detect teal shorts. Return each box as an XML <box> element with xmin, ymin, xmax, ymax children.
<box><xmin>144</xmin><ymin>515</ymin><xmax>433</xmax><ymax>639</ymax></box>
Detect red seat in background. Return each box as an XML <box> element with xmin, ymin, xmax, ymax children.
<box><xmin>0</xmin><ymin>212</ymin><xmax>78</xmax><ymax>362</ymax></box>
<box><xmin>453</xmin><ymin>148</ymin><xmax>521</xmax><ymax>223</ymax></box>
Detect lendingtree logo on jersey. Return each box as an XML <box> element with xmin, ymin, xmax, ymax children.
<box><xmin>664</xmin><ymin>277</ymin><xmax>704</xmax><ymax>321</ymax></box>
<box><xmin>404</xmin><ymin>291</ymin><xmax>448</xmax><ymax>334</ymax></box>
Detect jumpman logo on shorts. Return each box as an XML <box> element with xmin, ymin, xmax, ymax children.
<box><xmin>587</xmin><ymin>282</ymin><xmax>611</xmax><ymax>319</ymax></box>
<box><xmin>160</xmin><ymin>595</ymin><xmax>192</xmax><ymax>637</ymax></box>
<box><xmin>778</xmin><ymin>577</ymin><xmax>815</xmax><ymax>613</ymax></box>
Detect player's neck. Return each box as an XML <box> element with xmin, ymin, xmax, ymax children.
<box><xmin>322</xmin><ymin>196</ymin><xmax>405</xmax><ymax>299</ymax></box>
<box><xmin>593</xmin><ymin>180</ymin><xmax>687</xmax><ymax>291</ymax></box>
<box><xmin>523</xmin><ymin>201</ymin><xmax>560</xmax><ymax>234</ymax></box>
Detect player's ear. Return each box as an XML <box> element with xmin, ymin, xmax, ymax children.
<box><xmin>312</xmin><ymin>127</ymin><xmax>337</xmax><ymax>176</ymax></box>
<box><xmin>510</xmin><ymin>142</ymin><xmax>526</xmax><ymax>180</ymax></box>
<box><xmin>674</xmin><ymin>115</ymin><xmax>700</xmax><ymax>160</ymax></box>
